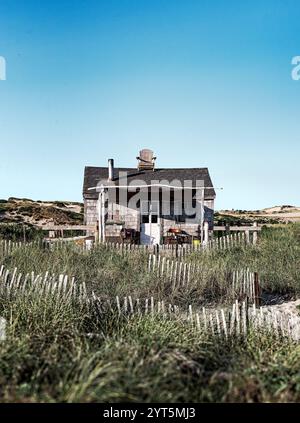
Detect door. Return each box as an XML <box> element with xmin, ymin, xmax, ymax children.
<box><xmin>140</xmin><ymin>201</ymin><xmax>161</xmax><ymax>245</ymax></box>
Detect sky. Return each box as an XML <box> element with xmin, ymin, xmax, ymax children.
<box><xmin>0</xmin><ymin>0</ymin><xmax>300</xmax><ymax>210</ymax></box>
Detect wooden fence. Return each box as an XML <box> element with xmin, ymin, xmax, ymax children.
<box><xmin>0</xmin><ymin>239</ymin><xmax>89</xmax><ymax>257</ymax></box>
<box><xmin>0</xmin><ymin>240</ymin><xmax>29</xmax><ymax>256</ymax></box>
<box><xmin>0</xmin><ymin>264</ymin><xmax>298</xmax><ymax>342</ymax></box>
<box><xmin>0</xmin><ymin>264</ymin><xmax>86</xmax><ymax>301</ymax></box>
<box><xmin>0</xmin><ymin>229</ymin><xmax>258</xmax><ymax>259</ymax></box>
<box><xmin>148</xmin><ymin>254</ymin><xmax>259</xmax><ymax>303</ymax></box>
<box><xmin>102</xmin><ymin>232</ymin><xmax>256</xmax><ymax>257</ymax></box>
<box><xmin>207</xmin><ymin>231</ymin><xmax>256</xmax><ymax>249</ymax></box>
<box><xmin>89</xmin><ymin>294</ymin><xmax>300</xmax><ymax>342</ymax></box>
<box><xmin>0</xmin><ymin>239</ymin><xmax>261</xmax><ymax>305</ymax></box>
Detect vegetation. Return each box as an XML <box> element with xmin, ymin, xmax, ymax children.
<box><xmin>2</xmin><ymin>224</ymin><xmax>300</xmax><ymax>304</ymax></box>
<box><xmin>0</xmin><ymin>223</ymin><xmax>43</xmax><ymax>242</ymax></box>
<box><xmin>0</xmin><ymin>290</ymin><xmax>299</xmax><ymax>402</ymax></box>
<box><xmin>214</xmin><ymin>211</ymin><xmax>282</xmax><ymax>226</ymax></box>
<box><xmin>0</xmin><ymin>197</ymin><xmax>83</xmax><ymax>226</ymax></box>
<box><xmin>0</xmin><ymin>224</ymin><xmax>300</xmax><ymax>402</ymax></box>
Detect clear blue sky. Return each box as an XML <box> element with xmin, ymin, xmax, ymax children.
<box><xmin>0</xmin><ymin>0</ymin><xmax>299</xmax><ymax>210</ymax></box>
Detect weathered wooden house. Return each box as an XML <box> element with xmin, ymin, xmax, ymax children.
<box><xmin>83</xmin><ymin>149</ymin><xmax>215</xmax><ymax>245</ymax></box>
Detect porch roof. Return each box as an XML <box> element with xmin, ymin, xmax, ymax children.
<box><xmin>83</xmin><ymin>167</ymin><xmax>216</xmax><ymax>200</ymax></box>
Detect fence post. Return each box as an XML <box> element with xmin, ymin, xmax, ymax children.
<box><xmin>253</xmin><ymin>221</ymin><xmax>258</xmax><ymax>245</ymax></box>
<box><xmin>245</xmin><ymin>230</ymin><xmax>250</xmax><ymax>244</ymax></box>
<box><xmin>254</xmin><ymin>272</ymin><xmax>261</xmax><ymax>306</ymax></box>
<box><xmin>225</xmin><ymin>223</ymin><xmax>230</xmax><ymax>235</ymax></box>
<box><xmin>203</xmin><ymin>221</ymin><xmax>209</xmax><ymax>247</ymax></box>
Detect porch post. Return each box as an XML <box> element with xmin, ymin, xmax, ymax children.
<box><xmin>200</xmin><ymin>188</ymin><xmax>205</xmax><ymax>244</ymax></box>
<box><xmin>98</xmin><ymin>191</ymin><xmax>102</xmax><ymax>243</ymax></box>
<box><xmin>98</xmin><ymin>185</ymin><xmax>106</xmax><ymax>243</ymax></box>
<box><xmin>101</xmin><ymin>188</ymin><xmax>106</xmax><ymax>242</ymax></box>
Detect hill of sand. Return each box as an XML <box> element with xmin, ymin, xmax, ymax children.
<box><xmin>0</xmin><ymin>198</ymin><xmax>83</xmax><ymax>227</ymax></box>
<box><xmin>217</xmin><ymin>205</ymin><xmax>300</xmax><ymax>224</ymax></box>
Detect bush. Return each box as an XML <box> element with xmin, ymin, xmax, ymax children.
<box><xmin>0</xmin><ymin>223</ymin><xmax>43</xmax><ymax>242</ymax></box>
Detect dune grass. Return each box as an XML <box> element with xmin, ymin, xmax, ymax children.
<box><xmin>0</xmin><ymin>288</ymin><xmax>300</xmax><ymax>402</ymax></box>
<box><xmin>2</xmin><ymin>223</ymin><xmax>300</xmax><ymax>306</ymax></box>
<box><xmin>0</xmin><ymin>223</ymin><xmax>300</xmax><ymax>402</ymax></box>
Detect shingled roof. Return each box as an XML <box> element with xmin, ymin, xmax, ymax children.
<box><xmin>83</xmin><ymin>167</ymin><xmax>216</xmax><ymax>200</ymax></box>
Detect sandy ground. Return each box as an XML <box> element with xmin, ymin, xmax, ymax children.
<box><xmin>263</xmin><ymin>298</ymin><xmax>300</xmax><ymax>315</ymax></box>
<box><xmin>261</xmin><ymin>298</ymin><xmax>300</xmax><ymax>341</ymax></box>
<box><xmin>219</xmin><ymin>205</ymin><xmax>300</xmax><ymax>222</ymax></box>
<box><xmin>263</xmin><ymin>297</ymin><xmax>300</xmax><ymax>316</ymax></box>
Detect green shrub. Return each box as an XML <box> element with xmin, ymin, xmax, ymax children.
<box><xmin>0</xmin><ymin>223</ymin><xmax>43</xmax><ymax>242</ymax></box>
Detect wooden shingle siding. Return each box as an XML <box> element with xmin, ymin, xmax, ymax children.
<box><xmin>84</xmin><ymin>200</ymin><xmax>214</xmax><ymax>237</ymax></box>
<box><xmin>84</xmin><ymin>199</ymin><xmax>98</xmax><ymax>226</ymax></box>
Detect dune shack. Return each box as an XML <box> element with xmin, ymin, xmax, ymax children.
<box><xmin>83</xmin><ymin>149</ymin><xmax>216</xmax><ymax>245</ymax></box>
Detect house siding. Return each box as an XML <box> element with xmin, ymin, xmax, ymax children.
<box><xmin>84</xmin><ymin>199</ymin><xmax>214</xmax><ymax>241</ymax></box>
<box><xmin>84</xmin><ymin>199</ymin><xmax>98</xmax><ymax>226</ymax></box>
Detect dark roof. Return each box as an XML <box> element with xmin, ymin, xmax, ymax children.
<box><xmin>83</xmin><ymin>167</ymin><xmax>216</xmax><ymax>199</ymax></box>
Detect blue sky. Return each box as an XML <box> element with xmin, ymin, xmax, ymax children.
<box><xmin>0</xmin><ymin>0</ymin><xmax>299</xmax><ymax>209</ymax></box>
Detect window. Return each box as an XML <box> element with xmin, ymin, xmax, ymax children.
<box><xmin>142</xmin><ymin>215</ymin><xmax>150</xmax><ymax>223</ymax></box>
<box><xmin>140</xmin><ymin>200</ymin><xmax>159</xmax><ymax>224</ymax></box>
<box><xmin>152</xmin><ymin>214</ymin><xmax>158</xmax><ymax>223</ymax></box>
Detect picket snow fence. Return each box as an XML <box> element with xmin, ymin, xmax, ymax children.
<box><xmin>103</xmin><ymin>233</ymin><xmax>253</xmax><ymax>256</ymax></box>
<box><xmin>0</xmin><ymin>230</ymin><xmax>257</xmax><ymax>262</ymax></box>
<box><xmin>147</xmin><ymin>254</ymin><xmax>259</xmax><ymax>303</ymax></box>
<box><xmin>0</xmin><ymin>264</ymin><xmax>87</xmax><ymax>301</ymax></box>
<box><xmin>207</xmin><ymin>231</ymin><xmax>255</xmax><ymax>250</ymax></box>
<box><xmin>91</xmin><ymin>294</ymin><xmax>300</xmax><ymax>342</ymax></box>
<box><xmin>0</xmin><ymin>264</ymin><xmax>299</xmax><ymax>343</ymax></box>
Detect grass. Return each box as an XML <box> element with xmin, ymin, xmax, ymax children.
<box><xmin>0</xmin><ymin>223</ymin><xmax>300</xmax><ymax>402</ymax></box>
<box><xmin>0</xmin><ymin>223</ymin><xmax>44</xmax><ymax>242</ymax></box>
<box><xmin>2</xmin><ymin>224</ymin><xmax>300</xmax><ymax>305</ymax></box>
<box><xmin>0</xmin><ymin>288</ymin><xmax>299</xmax><ymax>402</ymax></box>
